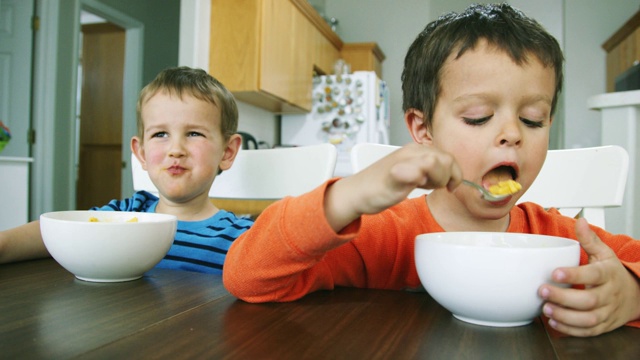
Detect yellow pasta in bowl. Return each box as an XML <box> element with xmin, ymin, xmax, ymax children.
<box><xmin>88</xmin><ymin>216</ymin><xmax>138</xmax><ymax>223</ymax></box>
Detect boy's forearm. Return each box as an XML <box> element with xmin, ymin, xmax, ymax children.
<box><xmin>0</xmin><ymin>221</ymin><xmax>49</xmax><ymax>264</ymax></box>
<box><xmin>224</xmin><ymin>179</ymin><xmax>359</xmax><ymax>302</ymax></box>
<box><xmin>324</xmin><ymin>177</ymin><xmax>363</xmax><ymax>232</ymax></box>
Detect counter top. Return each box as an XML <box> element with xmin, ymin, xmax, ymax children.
<box><xmin>0</xmin><ymin>156</ymin><xmax>34</xmax><ymax>163</ymax></box>
<box><xmin>588</xmin><ymin>90</ymin><xmax>640</xmax><ymax>109</ymax></box>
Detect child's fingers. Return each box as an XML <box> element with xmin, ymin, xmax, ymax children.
<box><xmin>540</xmin><ymin>284</ymin><xmax>600</xmax><ymax>312</ymax></box>
<box><xmin>575</xmin><ymin>218</ymin><xmax>614</xmax><ymax>262</ymax></box>
<box><xmin>413</xmin><ymin>149</ymin><xmax>461</xmax><ymax>189</ymax></box>
<box><xmin>387</xmin><ymin>145</ymin><xmax>460</xmax><ymax>190</ymax></box>
<box><xmin>552</xmin><ymin>219</ymin><xmax>614</xmax><ymax>287</ymax></box>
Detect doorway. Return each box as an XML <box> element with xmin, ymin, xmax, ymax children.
<box><xmin>75</xmin><ymin>19</ymin><xmax>125</xmax><ymax>209</ymax></box>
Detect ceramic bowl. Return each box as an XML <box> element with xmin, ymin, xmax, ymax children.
<box><xmin>414</xmin><ymin>232</ymin><xmax>580</xmax><ymax>327</ymax></box>
<box><xmin>40</xmin><ymin>211</ymin><xmax>176</xmax><ymax>282</ymax></box>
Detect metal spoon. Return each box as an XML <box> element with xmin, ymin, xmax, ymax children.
<box><xmin>462</xmin><ymin>179</ymin><xmax>511</xmax><ymax>202</ymax></box>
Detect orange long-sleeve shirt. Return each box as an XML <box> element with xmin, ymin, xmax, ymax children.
<box><xmin>223</xmin><ymin>179</ymin><xmax>640</xmax><ymax>327</ymax></box>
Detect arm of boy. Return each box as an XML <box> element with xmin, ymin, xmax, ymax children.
<box><xmin>325</xmin><ymin>143</ymin><xmax>462</xmax><ymax>232</ymax></box>
<box><xmin>538</xmin><ymin>218</ymin><xmax>640</xmax><ymax>337</ymax></box>
<box><xmin>224</xmin><ymin>143</ymin><xmax>462</xmax><ymax>302</ymax></box>
<box><xmin>0</xmin><ymin>221</ymin><xmax>49</xmax><ymax>263</ymax></box>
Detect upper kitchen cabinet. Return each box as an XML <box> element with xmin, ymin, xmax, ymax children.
<box><xmin>210</xmin><ymin>0</ymin><xmax>343</xmax><ymax>113</ymax></box>
<box><xmin>210</xmin><ymin>0</ymin><xmax>384</xmax><ymax>114</ymax></box>
<box><xmin>603</xmin><ymin>10</ymin><xmax>640</xmax><ymax>92</ymax></box>
<box><xmin>341</xmin><ymin>43</ymin><xmax>385</xmax><ymax>79</ymax></box>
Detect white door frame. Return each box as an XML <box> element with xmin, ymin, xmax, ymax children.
<box><xmin>31</xmin><ymin>0</ymin><xmax>143</xmax><ymax>218</ymax></box>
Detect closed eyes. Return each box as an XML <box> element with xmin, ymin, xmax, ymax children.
<box><xmin>462</xmin><ymin>116</ymin><xmax>544</xmax><ymax>128</ymax></box>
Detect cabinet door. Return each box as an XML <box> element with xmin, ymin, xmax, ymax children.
<box><xmin>210</xmin><ymin>0</ymin><xmax>261</xmax><ymax>93</ymax></box>
<box><xmin>291</xmin><ymin>5</ymin><xmax>313</xmax><ymax>110</ymax></box>
<box><xmin>260</xmin><ymin>0</ymin><xmax>294</xmax><ymax>103</ymax></box>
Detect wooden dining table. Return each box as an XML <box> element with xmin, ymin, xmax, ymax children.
<box><xmin>1</xmin><ymin>258</ymin><xmax>638</xmax><ymax>359</ymax></box>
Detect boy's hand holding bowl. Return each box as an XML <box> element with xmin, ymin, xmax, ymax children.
<box><xmin>414</xmin><ymin>232</ymin><xmax>580</xmax><ymax>327</ymax></box>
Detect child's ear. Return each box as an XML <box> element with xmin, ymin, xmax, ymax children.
<box><xmin>219</xmin><ymin>133</ymin><xmax>242</xmax><ymax>171</ymax></box>
<box><xmin>405</xmin><ymin>109</ymin><xmax>433</xmax><ymax>145</ymax></box>
<box><xmin>130</xmin><ymin>136</ymin><xmax>147</xmax><ymax>170</ymax></box>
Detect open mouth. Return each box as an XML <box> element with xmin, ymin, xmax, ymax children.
<box><xmin>481</xmin><ymin>165</ymin><xmax>517</xmax><ymax>189</ymax></box>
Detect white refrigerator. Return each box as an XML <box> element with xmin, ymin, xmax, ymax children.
<box><xmin>281</xmin><ymin>71</ymin><xmax>390</xmax><ymax>176</ymax></box>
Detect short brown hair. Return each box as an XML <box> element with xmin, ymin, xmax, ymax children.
<box><xmin>402</xmin><ymin>3</ymin><xmax>564</xmax><ymax>131</ymax></box>
<box><xmin>136</xmin><ymin>66</ymin><xmax>238</xmax><ymax>141</ymax></box>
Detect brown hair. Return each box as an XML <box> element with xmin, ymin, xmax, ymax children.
<box><xmin>401</xmin><ymin>3</ymin><xmax>564</xmax><ymax>131</ymax></box>
<box><xmin>136</xmin><ymin>66</ymin><xmax>238</xmax><ymax>141</ymax></box>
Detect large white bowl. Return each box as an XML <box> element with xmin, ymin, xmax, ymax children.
<box><xmin>414</xmin><ymin>232</ymin><xmax>580</xmax><ymax>327</ymax></box>
<box><xmin>40</xmin><ymin>211</ymin><xmax>177</xmax><ymax>282</ymax></box>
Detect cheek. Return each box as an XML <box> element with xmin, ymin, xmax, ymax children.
<box><xmin>143</xmin><ymin>147</ymin><xmax>166</xmax><ymax>166</ymax></box>
<box><xmin>190</xmin><ymin>141</ymin><xmax>220</xmax><ymax>162</ymax></box>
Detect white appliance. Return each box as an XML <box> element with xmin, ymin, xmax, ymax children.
<box><xmin>281</xmin><ymin>71</ymin><xmax>390</xmax><ymax>176</ymax></box>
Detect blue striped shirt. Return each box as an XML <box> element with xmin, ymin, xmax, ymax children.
<box><xmin>91</xmin><ymin>191</ymin><xmax>254</xmax><ymax>274</ymax></box>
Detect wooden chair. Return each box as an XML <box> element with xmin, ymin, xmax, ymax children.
<box><xmin>132</xmin><ymin>143</ymin><xmax>338</xmax><ymax>217</ymax></box>
<box><xmin>350</xmin><ymin>143</ymin><xmax>629</xmax><ymax>229</ymax></box>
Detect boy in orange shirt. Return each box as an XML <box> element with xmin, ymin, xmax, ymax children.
<box><xmin>223</xmin><ymin>4</ymin><xmax>640</xmax><ymax>337</ymax></box>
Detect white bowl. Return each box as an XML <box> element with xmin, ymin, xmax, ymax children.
<box><xmin>414</xmin><ymin>232</ymin><xmax>580</xmax><ymax>327</ymax></box>
<box><xmin>40</xmin><ymin>211</ymin><xmax>177</xmax><ymax>282</ymax></box>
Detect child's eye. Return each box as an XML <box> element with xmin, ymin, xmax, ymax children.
<box><xmin>463</xmin><ymin>116</ymin><xmax>491</xmax><ymax>126</ymax></box>
<box><xmin>151</xmin><ymin>131</ymin><xmax>168</xmax><ymax>138</ymax></box>
<box><xmin>520</xmin><ymin>118</ymin><xmax>544</xmax><ymax>128</ymax></box>
<box><xmin>187</xmin><ymin>131</ymin><xmax>204</xmax><ymax>137</ymax></box>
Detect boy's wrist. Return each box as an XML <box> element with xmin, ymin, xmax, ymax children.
<box><xmin>324</xmin><ymin>178</ymin><xmax>362</xmax><ymax>232</ymax></box>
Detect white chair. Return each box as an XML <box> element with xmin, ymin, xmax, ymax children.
<box><xmin>351</xmin><ymin>143</ymin><xmax>431</xmax><ymax>198</ymax></box>
<box><xmin>351</xmin><ymin>143</ymin><xmax>629</xmax><ymax>229</ymax></box>
<box><xmin>517</xmin><ymin>145</ymin><xmax>628</xmax><ymax>229</ymax></box>
<box><xmin>132</xmin><ymin>143</ymin><xmax>338</xmax><ymax>199</ymax></box>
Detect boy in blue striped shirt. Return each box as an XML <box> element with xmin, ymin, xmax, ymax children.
<box><xmin>0</xmin><ymin>67</ymin><xmax>253</xmax><ymax>274</ymax></box>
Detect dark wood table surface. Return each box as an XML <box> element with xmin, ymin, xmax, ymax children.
<box><xmin>1</xmin><ymin>259</ymin><xmax>638</xmax><ymax>359</ymax></box>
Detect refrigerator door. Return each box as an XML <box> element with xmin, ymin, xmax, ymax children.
<box><xmin>281</xmin><ymin>71</ymin><xmax>390</xmax><ymax>176</ymax></box>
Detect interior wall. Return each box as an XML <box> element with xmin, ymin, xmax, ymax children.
<box><xmin>94</xmin><ymin>0</ymin><xmax>181</xmax><ymax>87</ymax></box>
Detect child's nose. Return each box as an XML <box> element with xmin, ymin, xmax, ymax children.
<box><xmin>497</xmin><ymin>119</ymin><xmax>522</xmax><ymax>146</ymax></box>
<box><xmin>167</xmin><ymin>138</ymin><xmax>187</xmax><ymax>157</ymax></box>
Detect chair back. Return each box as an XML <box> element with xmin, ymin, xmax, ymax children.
<box><xmin>517</xmin><ymin>145</ymin><xmax>628</xmax><ymax>228</ymax></box>
<box><xmin>132</xmin><ymin>143</ymin><xmax>338</xmax><ymax>200</ymax></box>
<box><xmin>351</xmin><ymin>143</ymin><xmax>430</xmax><ymax>198</ymax></box>
<box><xmin>350</xmin><ymin>143</ymin><xmax>629</xmax><ymax>229</ymax></box>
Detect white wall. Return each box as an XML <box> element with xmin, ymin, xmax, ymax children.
<box><xmin>325</xmin><ymin>0</ymin><xmax>639</xmax><ymax>149</ymax></box>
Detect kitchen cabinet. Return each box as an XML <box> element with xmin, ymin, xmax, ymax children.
<box><xmin>341</xmin><ymin>43</ymin><xmax>386</xmax><ymax>79</ymax></box>
<box><xmin>210</xmin><ymin>0</ymin><xmax>385</xmax><ymax>115</ymax></box>
<box><xmin>210</xmin><ymin>0</ymin><xmax>343</xmax><ymax>113</ymax></box>
<box><xmin>603</xmin><ymin>10</ymin><xmax>640</xmax><ymax>92</ymax></box>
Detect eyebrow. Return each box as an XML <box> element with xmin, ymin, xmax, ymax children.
<box><xmin>451</xmin><ymin>93</ymin><xmax>552</xmax><ymax>106</ymax></box>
